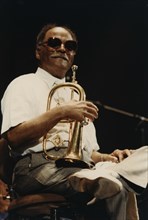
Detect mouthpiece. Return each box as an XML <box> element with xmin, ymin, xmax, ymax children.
<box><xmin>71</xmin><ymin>65</ymin><xmax>78</xmax><ymax>83</ymax></box>
<box><xmin>71</xmin><ymin>65</ymin><xmax>78</xmax><ymax>72</ymax></box>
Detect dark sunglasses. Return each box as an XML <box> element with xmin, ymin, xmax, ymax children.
<box><xmin>39</xmin><ymin>37</ymin><xmax>77</xmax><ymax>52</ymax></box>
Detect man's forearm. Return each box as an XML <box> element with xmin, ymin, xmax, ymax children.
<box><xmin>5</xmin><ymin>107</ymin><xmax>63</xmax><ymax>152</ymax></box>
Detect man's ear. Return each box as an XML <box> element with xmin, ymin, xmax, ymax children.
<box><xmin>35</xmin><ymin>47</ymin><xmax>41</xmax><ymax>60</ymax></box>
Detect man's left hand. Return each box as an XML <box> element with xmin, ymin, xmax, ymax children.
<box><xmin>110</xmin><ymin>148</ymin><xmax>135</xmax><ymax>162</ymax></box>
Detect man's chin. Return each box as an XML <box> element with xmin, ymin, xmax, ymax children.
<box><xmin>53</xmin><ymin>59</ymin><xmax>71</xmax><ymax>69</ymax></box>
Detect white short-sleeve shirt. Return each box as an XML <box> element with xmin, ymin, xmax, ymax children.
<box><xmin>1</xmin><ymin>67</ymin><xmax>100</xmax><ymax>155</ymax></box>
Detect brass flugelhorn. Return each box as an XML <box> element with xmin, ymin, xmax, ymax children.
<box><xmin>42</xmin><ymin>65</ymin><xmax>89</xmax><ymax>168</ymax></box>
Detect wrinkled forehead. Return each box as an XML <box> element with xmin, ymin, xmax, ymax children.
<box><xmin>44</xmin><ymin>27</ymin><xmax>73</xmax><ymax>41</ymax></box>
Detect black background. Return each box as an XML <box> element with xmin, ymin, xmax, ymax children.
<box><xmin>0</xmin><ymin>0</ymin><xmax>147</xmax><ymax>151</ymax></box>
<box><xmin>0</xmin><ymin>0</ymin><xmax>147</xmax><ymax>219</ymax></box>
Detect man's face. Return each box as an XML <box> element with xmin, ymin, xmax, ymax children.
<box><xmin>36</xmin><ymin>27</ymin><xmax>77</xmax><ymax>79</ymax></box>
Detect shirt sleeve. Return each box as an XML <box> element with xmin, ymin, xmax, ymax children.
<box><xmin>1</xmin><ymin>76</ymin><xmax>37</xmax><ymax>133</ymax></box>
<box><xmin>83</xmin><ymin>121</ymin><xmax>100</xmax><ymax>153</ymax></box>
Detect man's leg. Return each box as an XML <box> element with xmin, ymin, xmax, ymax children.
<box><xmin>105</xmin><ymin>187</ymin><xmax>129</xmax><ymax>220</ymax></box>
<box><xmin>68</xmin><ymin>167</ymin><xmax>123</xmax><ymax>203</ymax></box>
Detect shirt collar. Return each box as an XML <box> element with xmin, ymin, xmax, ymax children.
<box><xmin>35</xmin><ymin>67</ymin><xmax>66</xmax><ymax>87</ymax></box>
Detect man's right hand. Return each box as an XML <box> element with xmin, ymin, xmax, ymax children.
<box><xmin>60</xmin><ymin>100</ymin><xmax>99</xmax><ymax>123</ymax></box>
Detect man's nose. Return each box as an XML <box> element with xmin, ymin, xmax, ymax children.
<box><xmin>58</xmin><ymin>43</ymin><xmax>66</xmax><ymax>51</ymax></box>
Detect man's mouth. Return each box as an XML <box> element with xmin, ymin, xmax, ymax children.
<box><xmin>51</xmin><ymin>55</ymin><xmax>68</xmax><ymax>61</ymax></box>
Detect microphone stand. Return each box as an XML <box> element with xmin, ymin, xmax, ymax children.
<box><xmin>93</xmin><ymin>101</ymin><xmax>148</xmax><ymax>145</ymax></box>
<box><xmin>94</xmin><ymin>101</ymin><xmax>148</xmax><ymax>122</ymax></box>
